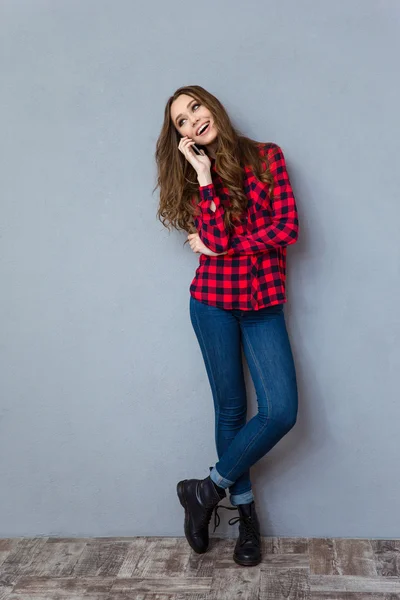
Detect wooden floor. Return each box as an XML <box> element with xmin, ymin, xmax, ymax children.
<box><xmin>1</xmin><ymin>536</ymin><xmax>400</xmax><ymax>599</ymax></box>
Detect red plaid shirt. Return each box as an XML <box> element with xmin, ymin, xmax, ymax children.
<box><xmin>189</xmin><ymin>142</ymin><xmax>299</xmax><ymax>310</ymax></box>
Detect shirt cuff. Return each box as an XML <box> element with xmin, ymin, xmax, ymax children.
<box><xmin>199</xmin><ymin>182</ymin><xmax>214</xmax><ymax>199</ymax></box>
<box><xmin>198</xmin><ymin>183</ymin><xmax>220</xmax><ymax>212</ymax></box>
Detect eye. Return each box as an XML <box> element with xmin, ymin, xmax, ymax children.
<box><xmin>178</xmin><ymin>103</ymin><xmax>200</xmax><ymax>127</ymax></box>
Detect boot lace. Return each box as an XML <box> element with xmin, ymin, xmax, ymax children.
<box><xmin>211</xmin><ymin>504</ymin><xmax>237</xmax><ymax>533</ymax></box>
<box><xmin>197</xmin><ymin>499</ymin><xmax>226</xmax><ymax>531</ymax></box>
<box><xmin>213</xmin><ymin>505</ymin><xmax>260</xmax><ymax>546</ymax></box>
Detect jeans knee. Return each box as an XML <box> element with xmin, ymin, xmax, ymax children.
<box><xmin>271</xmin><ymin>409</ymin><xmax>297</xmax><ymax>436</ymax></box>
<box><xmin>284</xmin><ymin>411</ymin><xmax>297</xmax><ymax>433</ymax></box>
<box><xmin>277</xmin><ymin>390</ymin><xmax>298</xmax><ymax>433</ymax></box>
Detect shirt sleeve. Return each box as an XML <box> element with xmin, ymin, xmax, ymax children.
<box><xmin>192</xmin><ymin>183</ymin><xmax>231</xmax><ymax>254</ymax></box>
<box><xmin>225</xmin><ymin>144</ymin><xmax>299</xmax><ymax>256</ymax></box>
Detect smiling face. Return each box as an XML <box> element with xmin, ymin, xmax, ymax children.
<box><xmin>170</xmin><ymin>94</ymin><xmax>218</xmax><ymax>150</ymax></box>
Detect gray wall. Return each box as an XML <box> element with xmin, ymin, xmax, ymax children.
<box><xmin>1</xmin><ymin>0</ymin><xmax>399</xmax><ymax>538</ymax></box>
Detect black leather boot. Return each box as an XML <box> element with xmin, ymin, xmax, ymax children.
<box><xmin>177</xmin><ymin>471</ymin><xmax>226</xmax><ymax>554</ymax></box>
<box><xmin>230</xmin><ymin>501</ymin><xmax>262</xmax><ymax>566</ymax></box>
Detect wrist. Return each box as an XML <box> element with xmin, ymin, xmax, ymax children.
<box><xmin>197</xmin><ymin>171</ymin><xmax>213</xmax><ymax>187</ymax></box>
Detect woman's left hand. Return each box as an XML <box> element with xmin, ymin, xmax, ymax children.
<box><xmin>187</xmin><ymin>233</ymin><xmax>227</xmax><ymax>256</ymax></box>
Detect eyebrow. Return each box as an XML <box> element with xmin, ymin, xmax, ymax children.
<box><xmin>174</xmin><ymin>99</ymin><xmax>197</xmax><ymax>124</ymax></box>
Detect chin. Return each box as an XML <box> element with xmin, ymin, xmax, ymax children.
<box><xmin>200</xmin><ymin>133</ymin><xmax>218</xmax><ymax>147</ymax></box>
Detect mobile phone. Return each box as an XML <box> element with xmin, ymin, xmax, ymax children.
<box><xmin>192</xmin><ymin>143</ymin><xmax>203</xmax><ymax>156</ymax></box>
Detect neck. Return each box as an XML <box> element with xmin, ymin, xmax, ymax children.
<box><xmin>206</xmin><ymin>141</ymin><xmax>218</xmax><ymax>159</ymax></box>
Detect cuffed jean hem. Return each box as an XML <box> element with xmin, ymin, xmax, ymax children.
<box><xmin>210</xmin><ymin>467</ymin><xmax>254</xmax><ymax>506</ymax></box>
<box><xmin>230</xmin><ymin>490</ymin><xmax>255</xmax><ymax>506</ymax></box>
<box><xmin>209</xmin><ymin>466</ymin><xmax>235</xmax><ymax>488</ymax></box>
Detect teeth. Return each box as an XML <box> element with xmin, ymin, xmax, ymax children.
<box><xmin>198</xmin><ymin>122</ymin><xmax>209</xmax><ymax>135</ymax></box>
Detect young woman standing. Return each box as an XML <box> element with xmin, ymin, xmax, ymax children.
<box><xmin>154</xmin><ymin>85</ymin><xmax>299</xmax><ymax>567</ymax></box>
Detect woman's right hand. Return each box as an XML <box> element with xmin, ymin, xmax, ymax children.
<box><xmin>178</xmin><ymin>136</ymin><xmax>211</xmax><ymax>175</ymax></box>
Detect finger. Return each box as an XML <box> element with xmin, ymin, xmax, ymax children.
<box><xmin>178</xmin><ymin>136</ymin><xmax>189</xmax><ymax>150</ymax></box>
<box><xmin>179</xmin><ymin>139</ymin><xmax>193</xmax><ymax>155</ymax></box>
<box><xmin>183</xmin><ymin>141</ymin><xmax>196</xmax><ymax>154</ymax></box>
<box><xmin>182</xmin><ymin>138</ymin><xmax>195</xmax><ymax>148</ymax></box>
<box><xmin>185</xmin><ymin>141</ymin><xmax>198</xmax><ymax>156</ymax></box>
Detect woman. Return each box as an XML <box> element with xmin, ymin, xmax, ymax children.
<box><xmin>154</xmin><ymin>85</ymin><xmax>299</xmax><ymax>567</ymax></box>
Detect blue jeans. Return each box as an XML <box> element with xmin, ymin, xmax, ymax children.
<box><xmin>189</xmin><ymin>296</ymin><xmax>298</xmax><ymax>507</ymax></box>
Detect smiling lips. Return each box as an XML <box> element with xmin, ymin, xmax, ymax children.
<box><xmin>196</xmin><ymin>122</ymin><xmax>210</xmax><ymax>136</ymax></box>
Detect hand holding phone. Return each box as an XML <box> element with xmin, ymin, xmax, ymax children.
<box><xmin>178</xmin><ymin>136</ymin><xmax>211</xmax><ymax>174</ymax></box>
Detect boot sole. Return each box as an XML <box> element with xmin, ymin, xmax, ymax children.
<box><xmin>233</xmin><ymin>553</ymin><xmax>262</xmax><ymax>567</ymax></box>
<box><xmin>176</xmin><ymin>481</ymin><xmax>207</xmax><ymax>554</ymax></box>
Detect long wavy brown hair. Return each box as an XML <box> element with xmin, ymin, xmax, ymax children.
<box><xmin>153</xmin><ymin>85</ymin><xmax>274</xmax><ymax>246</ymax></box>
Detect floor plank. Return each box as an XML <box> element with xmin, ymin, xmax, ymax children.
<box><xmin>371</xmin><ymin>540</ymin><xmax>400</xmax><ymax>577</ymax></box>
<box><xmin>209</xmin><ymin>566</ymin><xmax>260</xmax><ymax>600</ymax></box>
<box><xmin>260</xmin><ymin>567</ymin><xmax>310</xmax><ymax>599</ymax></box>
<box><xmin>0</xmin><ymin>537</ymin><xmax>400</xmax><ymax>600</ymax></box>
